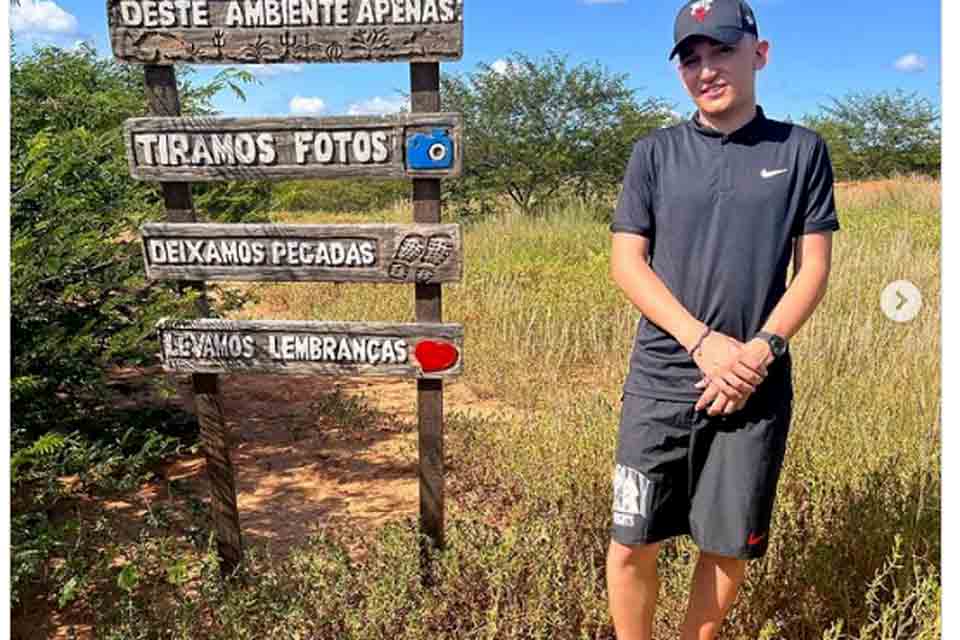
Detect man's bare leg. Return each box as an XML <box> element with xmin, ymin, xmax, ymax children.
<box><xmin>678</xmin><ymin>550</ymin><xmax>748</xmax><ymax>640</ymax></box>
<box><xmin>606</xmin><ymin>539</ymin><xmax>661</xmax><ymax>640</ymax></box>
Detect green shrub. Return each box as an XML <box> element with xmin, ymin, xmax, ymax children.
<box><xmin>10</xmin><ymin>42</ymin><xmax>250</xmax><ymax>608</ymax></box>
<box><xmin>441</xmin><ymin>52</ymin><xmax>677</xmax><ymax>218</ymax></box>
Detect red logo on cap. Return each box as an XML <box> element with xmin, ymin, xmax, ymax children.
<box><xmin>691</xmin><ymin>0</ymin><xmax>714</xmax><ymax>22</ymax></box>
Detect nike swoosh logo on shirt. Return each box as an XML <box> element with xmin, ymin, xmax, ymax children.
<box><xmin>761</xmin><ymin>168</ymin><xmax>789</xmax><ymax>179</ymax></box>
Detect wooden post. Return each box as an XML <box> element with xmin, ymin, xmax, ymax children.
<box><xmin>411</xmin><ymin>62</ymin><xmax>445</xmax><ymax>578</ymax></box>
<box><xmin>143</xmin><ymin>65</ymin><xmax>243</xmax><ymax>576</ymax></box>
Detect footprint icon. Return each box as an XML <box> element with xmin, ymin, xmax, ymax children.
<box><xmin>389</xmin><ymin>234</ymin><xmax>427</xmax><ymax>281</ymax></box>
<box><xmin>389</xmin><ymin>233</ymin><xmax>454</xmax><ymax>283</ymax></box>
<box><xmin>422</xmin><ymin>235</ymin><xmax>454</xmax><ymax>267</ymax></box>
<box><xmin>395</xmin><ymin>234</ymin><xmax>427</xmax><ymax>263</ymax></box>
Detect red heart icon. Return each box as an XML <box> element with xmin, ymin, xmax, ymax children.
<box><xmin>415</xmin><ymin>340</ymin><xmax>459</xmax><ymax>373</ymax></box>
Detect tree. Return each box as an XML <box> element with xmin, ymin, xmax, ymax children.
<box><xmin>441</xmin><ymin>52</ymin><xmax>675</xmax><ymax>217</ymax></box>
<box><xmin>801</xmin><ymin>89</ymin><xmax>940</xmax><ymax>181</ymax></box>
<box><xmin>11</xmin><ymin>44</ymin><xmax>255</xmax><ymax>437</ymax></box>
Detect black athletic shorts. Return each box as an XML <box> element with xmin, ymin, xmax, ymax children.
<box><xmin>610</xmin><ymin>385</ymin><xmax>793</xmax><ymax>559</ymax></box>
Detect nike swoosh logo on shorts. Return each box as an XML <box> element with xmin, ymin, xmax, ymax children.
<box><xmin>747</xmin><ymin>531</ymin><xmax>766</xmax><ymax>546</ymax></box>
<box><xmin>761</xmin><ymin>168</ymin><xmax>789</xmax><ymax>178</ymax></box>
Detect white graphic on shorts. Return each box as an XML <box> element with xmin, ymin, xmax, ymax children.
<box><xmin>612</xmin><ymin>463</ymin><xmax>652</xmax><ymax>520</ymax></box>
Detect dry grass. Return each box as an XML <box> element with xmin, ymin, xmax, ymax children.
<box><xmin>83</xmin><ymin>177</ymin><xmax>940</xmax><ymax>639</ymax></box>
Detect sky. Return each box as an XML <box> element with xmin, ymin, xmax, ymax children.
<box><xmin>9</xmin><ymin>0</ymin><xmax>942</xmax><ymax>122</ymax></box>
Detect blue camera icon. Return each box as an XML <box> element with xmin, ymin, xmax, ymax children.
<box><xmin>407</xmin><ymin>128</ymin><xmax>455</xmax><ymax>171</ymax></box>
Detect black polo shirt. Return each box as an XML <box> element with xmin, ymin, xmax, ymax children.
<box><xmin>611</xmin><ymin>104</ymin><xmax>840</xmax><ymax>402</ymax></box>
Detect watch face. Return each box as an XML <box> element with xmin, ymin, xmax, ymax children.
<box><xmin>770</xmin><ymin>336</ymin><xmax>786</xmax><ymax>356</ymax></box>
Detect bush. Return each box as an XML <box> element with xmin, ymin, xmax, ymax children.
<box><xmin>441</xmin><ymin>52</ymin><xmax>676</xmax><ymax>218</ymax></box>
<box><xmin>10</xmin><ymin>43</ymin><xmax>253</xmax><ymax>606</ymax></box>
<box><xmin>11</xmin><ymin>43</ymin><xmax>255</xmax><ymax>437</ymax></box>
<box><xmin>802</xmin><ymin>89</ymin><xmax>940</xmax><ymax>181</ymax></box>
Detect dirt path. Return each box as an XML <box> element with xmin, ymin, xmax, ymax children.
<box><xmin>18</xmin><ymin>368</ymin><xmax>507</xmax><ymax>640</ymax></box>
<box><xmin>161</xmin><ymin>371</ymin><xmax>503</xmax><ymax>558</ymax></box>
<box><xmin>99</xmin><ymin>367</ymin><xmax>508</xmax><ymax>561</ymax></box>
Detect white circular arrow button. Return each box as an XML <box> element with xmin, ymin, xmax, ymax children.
<box><xmin>880</xmin><ymin>280</ymin><xmax>922</xmax><ymax>323</ymax></box>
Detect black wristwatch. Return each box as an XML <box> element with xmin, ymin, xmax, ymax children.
<box><xmin>754</xmin><ymin>331</ymin><xmax>787</xmax><ymax>359</ymax></box>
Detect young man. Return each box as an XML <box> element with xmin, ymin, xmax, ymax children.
<box><xmin>605</xmin><ymin>1</ymin><xmax>840</xmax><ymax>639</ymax></box>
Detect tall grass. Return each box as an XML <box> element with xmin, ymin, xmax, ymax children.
<box><xmin>238</xmin><ymin>200</ymin><xmax>635</xmax><ymax>408</ymax></box>
<box><xmin>92</xmin><ymin>177</ymin><xmax>939</xmax><ymax>638</ymax></box>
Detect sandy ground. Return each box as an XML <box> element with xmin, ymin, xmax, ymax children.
<box><xmin>17</xmin><ymin>367</ymin><xmax>505</xmax><ymax>640</ymax></box>
<box><xmin>161</xmin><ymin>371</ymin><xmax>502</xmax><ymax>558</ymax></box>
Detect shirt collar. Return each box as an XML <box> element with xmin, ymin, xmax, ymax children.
<box><xmin>690</xmin><ymin>104</ymin><xmax>767</xmax><ymax>142</ymax></box>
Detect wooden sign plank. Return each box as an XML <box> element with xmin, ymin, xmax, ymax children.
<box><xmin>158</xmin><ymin>319</ymin><xmax>464</xmax><ymax>379</ymax></box>
<box><xmin>141</xmin><ymin>222</ymin><xmax>463</xmax><ymax>283</ymax></box>
<box><xmin>107</xmin><ymin>0</ymin><xmax>463</xmax><ymax>65</ymax></box>
<box><xmin>124</xmin><ymin>113</ymin><xmax>463</xmax><ymax>181</ymax></box>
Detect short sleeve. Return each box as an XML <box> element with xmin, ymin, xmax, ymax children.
<box><xmin>794</xmin><ymin>136</ymin><xmax>841</xmax><ymax>236</ymax></box>
<box><xmin>610</xmin><ymin>139</ymin><xmax>656</xmax><ymax>237</ymax></box>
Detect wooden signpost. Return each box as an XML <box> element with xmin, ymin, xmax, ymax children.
<box><xmin>410</xmin><ymin>61</ymin><xmax>446</xmax><ymax>573</ymax></box>
<box><xmin>109</xmin><ymin>0</ymin><xmax>463</xmax><ymax>579</ymax></box>
<box><xmin>124</xmin><ymin>113</ymin><xmax>464</xmax><ymax>181</ymax></box>
<box><xmin>141</xmin><ymin>64</ymin><xmax>244</xmax><ymax>573</ymax></box>
<box><xmin>108</xmin><ymin>0</ymin><xmax>464</xmax><ymax>64</ymax></box>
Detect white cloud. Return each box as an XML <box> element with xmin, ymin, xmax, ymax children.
<box><xmin>10</xmin><ymin>0</ymin><xmax>79</xmax><ymax>35</ymax></box>
<box><xmin>347</xmin><ymin>96</ymin><xmax>409</xmax><ymax>116</ymax></box>
<box><xmin>894</xmin><ymin>53</ymin><xmax>927</xmax><ymax>73</ymax></box>
<box><xmin>289</xmin><ymin>96</ymin><xmax>327</xmax><ymax>114</ymax></box>
<box><xmin>490</xmin><ymin>59</ymin><xmax>522</xmax><ymax>76</ymax></box>
<box><xmin>247</xmin><ymin>64</ymin><xmax>304</xmax><ymax>77</ymax></box>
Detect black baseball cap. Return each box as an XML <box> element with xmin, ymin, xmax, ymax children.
<box><xmin>669</xmin><ymin>0</ymin><xmax>759</xmax><ymax>61</ymax></box>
